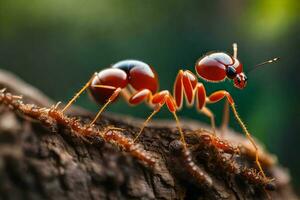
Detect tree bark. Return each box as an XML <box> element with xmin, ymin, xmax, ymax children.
<box><xmin>0</xmin><ymin>69</ymin><xmax>298</xmax><ymax>200</ymax></box>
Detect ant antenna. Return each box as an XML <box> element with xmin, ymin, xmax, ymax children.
<box><xmin>247</xmin><ymin>57</ymin><xmax>280</xmax><ymax>73</ymax></box>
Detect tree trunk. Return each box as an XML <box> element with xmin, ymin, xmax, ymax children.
<box><xmin>0</xmin><ymin>69</ymin><xmax>298</xmax><ymax>200</ymax></box>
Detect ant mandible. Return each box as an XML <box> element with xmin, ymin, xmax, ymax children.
<box><xmin>61</xmin><ymin>43</ymin><xmax>278</xmax><ymax>178</ymax></box>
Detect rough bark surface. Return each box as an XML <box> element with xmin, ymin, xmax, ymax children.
<box><xmin>0</xmin><ymin>69</ymin><xmax>298</xmax><ymax>200</ymax></box>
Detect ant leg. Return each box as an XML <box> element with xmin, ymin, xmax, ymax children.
<box><xmin>200</xmin><ymin>107</ymin><xmax>216</xmax><ymax>135</ymax></box>
<box><xmin>231</xmin><ymin>104</ymin><xmax>266</xmax><ymax>179</ymax></box>
<box><xmin>62</xmin><ymin>74</ymin><xmax>96</xmax><ymax>113</ymax></box>
<box><xmin>173</xmin><ymin>70</ymin><xmax>184</xmax><ymax>109</ymax></box>
<box><xmin>152</xmin><ymin>91</ymin><xmax>187</xmax><ymax>149</ymax></box>
<box><xmin>128</xmin><ymin>89</ymin><xmax>152</xmax><ymax>105</ymax></box>
<box><xmin>220</xmin><ymin>100</ymin><xmax>229</xmax><ymax>137</ymax></box>
<box><xmin>92</xmin><ymin>85</ymin><xmax>117</xmax><ymax>90</ymax></box>
<box><xmin>121</xmin><ymin>87</ymin><xmax>132</xmax><ymax>105</ymax></box>
<box><xmin>173</xmin><ymin>70</ymin><xmax>198</xmax><ymax>109</ymax></box>
<box><xmin>193</xmin><ymin>82</ymin><xmax>217</xmax><ymax>135</ymax></box>
<box><xmin>207</xmin><ymin>90</ymin><xmax>266</xmax><ymax>178</ymax></box>
<box><xmin>233</xmin><ymin>43</ymin><xmax>238</xmax><ymax>59</ymax></box>
<box><xmin>172</xmin><ymin>110</ymin><xmax>186</xmax><ymax>150</ymax></box>
<box><xmin>134</xmin><ymin>104</ymin><xmax>162</xmax><ymax>142</ymax></box>
<box><xmin>125</xmin><ymin>89</ymin><xmax>160</xmax><ymax>142</ymax></box>
<box><xmin>89</xmin><ymin>87</ymin><xmax>122</xmax><ymax>126</ymax></box>
<box><xmin>164</xmin><ymin>94</ymin><xmax>187</xmax><ymax>149</ymax></box>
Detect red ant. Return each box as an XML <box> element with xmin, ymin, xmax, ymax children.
<box><xmin>61</xmin><ymin>43</ymin><xmax>278</xmax><ymax>179</ymax></box>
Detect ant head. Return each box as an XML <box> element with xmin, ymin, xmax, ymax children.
<box><xmin>196</xmin><ymin>52</ymin><xmax>235</xmax><ymax>82</ymax></box>
<box><xmin>233</xmin><ymin>72</ymin><xmax>247</xmax><ymax>89</ymax></box>
<box><xmin>196</xmin><ymin>51</ymin><xmax>278</xmax><ymax>89</ymax></box>
<box><xmin>195</xmin><ymin>52</ymin><xmax>246</xmax><ymax>88</ymax></box>
<box><xmin>225</xmin><ymin>58</ymin><xmax>247</xmax><ymax>89</ymax></box>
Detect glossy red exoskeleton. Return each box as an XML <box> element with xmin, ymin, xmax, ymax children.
<box><xmin>61</xmin><ymin>43</ymin><xmax>278</xmax><ymax>178</ymax></box>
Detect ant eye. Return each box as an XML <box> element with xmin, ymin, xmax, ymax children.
<box><xmin>226</xmin><ymin>66</ymin><xmax>236</xmax><ymax>79</ymax></box>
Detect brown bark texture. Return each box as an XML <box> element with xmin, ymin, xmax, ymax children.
<box><xmin>0</xmin><ymin>69</ymin><xmax>298</xmax><ymax>200</ymax></box>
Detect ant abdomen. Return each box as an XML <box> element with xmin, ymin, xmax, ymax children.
<box><xmin>89</xmin><ymin>60</ymin><xmax>159</xmax><ymax>105</ymax></box>
<box><xmin>112</xmin><ymin>60</ymin><xmax>159</xmax><ymax>94</ymax></box>
<box><xmin>89</xmin><ymin>68</ymin><xmax>128</xmax><ymax>104</ymax></box>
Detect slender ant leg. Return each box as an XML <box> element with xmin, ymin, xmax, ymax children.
<box><xmin>219</xmin><ymin>44</ymin><xmax>267</xmax><ymax>177</ymax></box>
<box><xmin>61</xmin><ymin>72</ymin><xmax>122</xmax><ymax>126</ymax></box>
<box><xmin>200</xmin><ymin>107</ymin><xmax>216</xmax><ymax>136</ymax></box>
<box><xmin>153</xmin><ymin>91</ymin><xmax>187</xmax><ymax>148</ymax></box>
<box><xmin>131</xmin><ymin>90</ymin><xmax>187</xmax><ymax>149</ymax></box>
<box><xmin>220</xmin><ymin>100</ymin><xmax>229</xmax><ymax>137</ymax></box>
<box><xmin>172</xmin><ymin>111</ymin><xmax>186</xmax><ymax>150</ymax></box>
<box><xmin>230</xmin><ymin>104</ymin><xmax>266</xmax><ymax>178</ymax></box>
<box><xmin>208</xmin><ymin>90</ymin><xmax>266</xmax><ymax>178</ymax></box>
<box><xmin>120</xmin><ymin>88</ymin><xmax>132</xmax><ymax>104</ymax></box>
<box><xmin>133</xmin><ymin>104</ymin><xmax>162</xmax><ymax>142</ymax></box>
<box><xmin>62</xmin><ymin>74</ymin><xmax>96</xmax><ymax>113</ymax></box>
<box><xmin>119</xmin><ymin>88</ymin><xmax>159</xmax><ymax>142</ymax></box>
<box><xmin>89</xmin><ymin>87</ymin><xmax>122</xmax><ymax>126</ymax></box>
<box><xmin>174</xmin><ymin>70</ymin><xmax>217</xmax><ymax>135</ymax></box>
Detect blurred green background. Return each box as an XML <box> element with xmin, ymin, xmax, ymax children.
<box><xmin>0</xmin><ymin>0</ymin><xmax>299</xmax><ymax>190</ymax></box>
